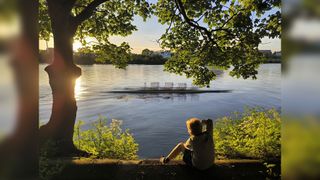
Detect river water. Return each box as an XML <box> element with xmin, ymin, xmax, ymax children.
<box><xmin>1</xmin><ymin>62</ymin><xmax>281</xmax><ymax>158</ymax></box>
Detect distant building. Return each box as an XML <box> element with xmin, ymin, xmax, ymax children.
<box><xmin>154</xmin><ymin>50</ymin><xmax>172</xmax><ymax>58</ymax></box>
<box><xmin>160</xmin><ymin>51</ymin><xmax>172</xmax><ymax>58</ymax></box>
<box><xmin>259</xmin><ymin>50</ymin><xmax>272</xmax><ymax>56</ymax></box>
<box><xmin>273</xmin><ymin>51</ymin><xmax>281</xmax><ymax>57</ymax></box>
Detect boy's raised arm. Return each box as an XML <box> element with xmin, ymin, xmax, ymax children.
<box><xmin>206</xmin><ymin>119</ymin><xmax>213</xmax><ymax>135</ymax></box>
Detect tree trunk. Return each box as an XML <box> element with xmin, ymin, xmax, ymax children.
<box><xmin>39</xmin><ymin>38</ymin><xmax>81</xmax><ymax>155</ymax></box>
<box><xmin>39</xmin><ymin>0</ymin><xmax>82</xmax><ymax>155</ymax></box>
<box><xmin>0</xmin><ymin>0</ymin><xmax>39</xmax><ymax>178</ymax></box>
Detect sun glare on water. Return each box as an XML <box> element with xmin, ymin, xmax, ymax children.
<box><xmin>75</xmin><ymin>77</ymin><xmax>82</xmax><ymax>100</ymax></box>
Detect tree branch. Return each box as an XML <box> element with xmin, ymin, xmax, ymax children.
<box><xmin>73</xmin><ymin>0</ymin><xmax>109</xmax><ymax>26</ymax></box>
<box><xmin>196</xmin><ymin>12</ymin><xmax>206</xmax><ymax>23</ymax></box>
<box><xmin>157</xmin><ymin>8</ymin><xmax>179</xmax><ymax>46</ymax></box>
<box><xmin>174</xmin><ymin>0</ymin><xmax>221</xmax><ymax>51</ymax></box>
<box><xmin>219</xmin><ymin>10</ymin><xmax>242</xmax><ymax>30</ymax></box>
<box><xmin>174</xmin><ymin>0</ymin><xmax>211</xmax><ymax>38</ymax></box>
<box><xmin>166</xmin><ymin>8</ymin><xmax>178</xmax><ymax>34</ymax></box>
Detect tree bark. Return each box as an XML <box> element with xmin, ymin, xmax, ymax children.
<box><xmin>0</xmin><ymin>0</ymin><xmax>39</xmax><ymax>178</ymax></box>
<box><xmin>39</xmin><ymin>0</ymin><xmax>82</xmax><ymax>155</ymax></box>
<box><xmin>39</xmin><ymin>37</ymin><xmax>81</xmax><ymax>154</ymax></box>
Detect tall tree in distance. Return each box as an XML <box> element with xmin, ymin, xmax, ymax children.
<box><xmin>154</xmin><ymin>0</ymin><xmax>281</xmax><ymax>86</ymax></box>
<box><xmin>39</xmin><ymin>0</ymin><xmax>151</xmax><ymax>155</ymax></box>
<box><xmin>141</xmin><ymin>48</ymin><xmax>154</xmax><ymax>56</ymax></box>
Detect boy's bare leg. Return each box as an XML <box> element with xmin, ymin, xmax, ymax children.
<box><xmin>167</xmin><ymin>142</ymin><xmax>186</xmax><ymax>160</ymax></box>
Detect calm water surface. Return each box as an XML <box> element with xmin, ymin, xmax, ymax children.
<box><xmin>1</xmin><ymin>62</ymin><xmax>281</xmax><ymax>158</ymax></box>
<box><xmin>41</xmin><ymin>64</ymin><xmax>281</xmax><ymax>157</ymax></box>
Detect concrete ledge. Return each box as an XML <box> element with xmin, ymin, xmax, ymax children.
<box><xmin>50</xmin><ymin>158</ymin><xmax>279</xmax><ymax>180</ymax></box>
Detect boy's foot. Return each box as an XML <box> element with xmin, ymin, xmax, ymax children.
<box><xmin>160</xmin><ymin>156</ymin><xmax>170</xmax><ymax>164</ymax></box>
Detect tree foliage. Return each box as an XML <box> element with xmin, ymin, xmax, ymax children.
<box><xmin>39</xmin><ymin>0</ymin><xmax>281</xmax><ymax>86</ymax></box>
<box><xmin>141</xmin><ymin>48</ymin><xmax>154</xmax><ymax>56</ymax></box>
<box><xmin>39</xmin><ymin>0</ymin><xmax>152</xmax><ymax>67</ymax></box>
<box><xmin>154</xmin><ymin>0</ymin><xmax>281</xmax><ymax>86</ymax></box>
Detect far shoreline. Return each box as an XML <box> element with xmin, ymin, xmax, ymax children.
<box><xmin>39</xmin><ymin>61</ymin><xmax>281</xmax><ymax>66</ymax></box>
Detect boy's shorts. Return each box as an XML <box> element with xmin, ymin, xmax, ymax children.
<box><xmin>183</xmin><ymin>149</ymin><xmax>193</xmax><ymax>166</ymax></box>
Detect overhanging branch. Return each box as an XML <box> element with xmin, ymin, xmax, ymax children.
<box><xmin>174</xmin><ymin>0</ymin><xmax>211</xmax><ymax>39</ymax></box>
<box><xmin>174</xmin><ymin>0</ymin><xmax>221</xmax><ymax>51</ymax></box>
<box><xmin>73</xmin><ymin>0</ymin><xmax>109</xmax><ymax>26</ymax></box>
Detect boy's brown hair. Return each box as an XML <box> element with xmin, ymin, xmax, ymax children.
<box><xmin>186</xmin><ymin>118</ymin><xmax>202</xmax><ymax>136</ymax></box>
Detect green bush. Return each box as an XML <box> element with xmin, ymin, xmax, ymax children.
<box><xmin>213</xmin><ymin>108</ymin><xmax>281</xmax><ymax>160</ymax></box>
<box><xmin>74</xmin><ymin>116</ymin><xmax>139</xmax><ymax>160</ymax></box>
<box><xmin>39</xmin><ymin>141</ymin><xmax>65</xmax><ymax>180</ymax></box>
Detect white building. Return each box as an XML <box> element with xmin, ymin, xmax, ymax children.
<box><xmin>273</xmin><ymin>51</ymin><xmax>281</xmax><ymax>57</ymax></box>
<box><xmin>154</xmin><ymin>50</ymin><xmax>172</xmax><ymax>58</ymax></box>
<box><xmin>259</xmin><ymin>50</ymin><xmax>272</xmax><ymax>56</ymax></box>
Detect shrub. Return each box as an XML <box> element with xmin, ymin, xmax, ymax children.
<box><xmin>74</xmin><ymin>116</ymin><xmax>139</xmax><ymax>160</ymax></box>
<box><xmin>213</xmin><ymin>107</ymin><xmax>281</xmax><ymax>160</ymax></box>
<box><xmin>39</xmin><ymin>141</ymin><xmax>65</xmax><ymax>180</ymax></box>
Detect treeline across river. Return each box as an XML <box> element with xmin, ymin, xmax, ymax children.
<box><xmin>39</xmin><ymin>49</ymin><xmax>281</xmax><ymax>65</ymax></box>
<box><xmin>39</xmin><ymin>49</ymin><xmax>168</xmax><ymax>65</ymax></box>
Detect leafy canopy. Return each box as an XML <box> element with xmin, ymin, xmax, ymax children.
<box><xmin>40</xmin><ymin>0</ymin><xmax>281</xmax><ymax>86</ymax></box>
<box><xmin>39</xmin><ymin>0</ymin><xmax>152</xmax><ymax>68</ymax></box>
<box><xmin>154</xmin><ymin>0</ymin><xmax>281</xmax><ymax>86</ymax></box>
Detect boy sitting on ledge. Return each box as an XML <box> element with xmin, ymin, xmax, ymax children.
<box><xmin>160</xmin><ymin>118</ymin><xmax>215</xmax><ymax>170</ymax></box>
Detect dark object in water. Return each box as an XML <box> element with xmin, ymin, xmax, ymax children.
<box><xmin>105</xmin><ymin>89</ymin><xmax>232</xmax><ymax>94</ymax></box>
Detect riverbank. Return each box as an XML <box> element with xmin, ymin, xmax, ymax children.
<box><xmin>264</xmin><ymin>58</ymin><xmax>281</xmax><ymax>63</ymax></box>
<box><xmin>46</xmin><ymin>158</ymin><xmax>280</xmax><ymax>180</ymax></box>
<box><xmin>38</xmin><ymin>61</ymin><xmax>281</xmax><ymax>65</ymax></box>
<box><xmin>40</xmin><ymin>108</ymin><xmax>281</xmax><ymax>179</ymax></box>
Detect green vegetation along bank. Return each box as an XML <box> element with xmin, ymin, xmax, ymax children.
<box><xmin>44</xmin><ymin>107</ymin><xmax>281</xmax><ymax>161</ymax></box>
<box><xmin>40</xmin><ymin>107</ymin><xmax>281</xmax><ymax>179</ymax></box>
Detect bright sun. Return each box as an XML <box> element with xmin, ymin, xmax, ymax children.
<box><xmin>73</xmin><ymin>41</ymin><xmax>83</xmax><ymax>52</ymax></box>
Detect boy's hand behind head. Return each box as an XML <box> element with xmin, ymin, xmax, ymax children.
<box><xmin>201</xmin><ymin>119</ymin><xmax>212</xmax><ymax>124</ymax></box>
<box><xmin>201</xmin><ymin>119</ymin><xmax>213</xmax><ymax>134</ymax></box>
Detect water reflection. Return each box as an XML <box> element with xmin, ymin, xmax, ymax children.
<box><xmin>113</xmin><ymin>93</ymin><xmax>200</xmax><ymax>102</ymax></box>
<box><xmin>75</xmin><ymin>78</ymin><xmax>82</xmax><ymax>100</ymax></box>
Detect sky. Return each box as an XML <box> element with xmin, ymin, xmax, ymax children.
<box><xmin>39</xmin><ymin>4</ymin><xmax>281</xmax><ymax>54</ymax></box>
<box><xmin>108</xmin><ymin>16</ymin><xmax>281</xmax><ymax>53</ymax></box>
